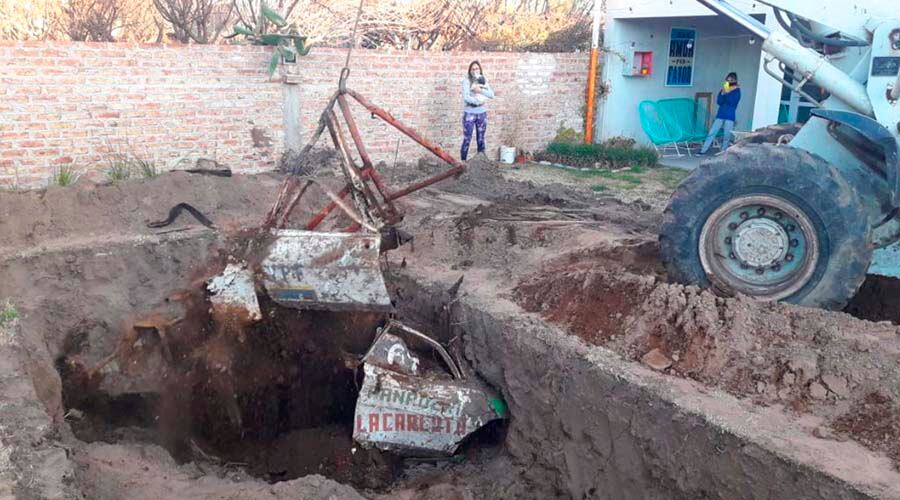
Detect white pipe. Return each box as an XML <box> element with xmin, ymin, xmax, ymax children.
<box><xmin>591</xmin><ymin>0</ymin><xmax>602</xmax><ymax>49</ymax></box>
<box><xmin>762</xmin><ymin>30</ymin><xmax>874</xmax><ymax>116</ymax></box>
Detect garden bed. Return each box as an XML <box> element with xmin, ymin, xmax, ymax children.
<box><xmin>532</xmin><ymin>140</ymin><xmax>659</xmax><ymax>169</ymax></box>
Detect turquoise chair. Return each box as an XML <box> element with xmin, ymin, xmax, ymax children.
<box><xmin>657</xmin><ymin>98</ymin><xmax>709</xmax><ymax>143</ymax></box>
<box><xmin>638</xmin><ymin>100</ymin><xmax>687</xmax><ymax>157</ymax></box>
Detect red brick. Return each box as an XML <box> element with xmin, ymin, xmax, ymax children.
<box><xmin>31</xmin><ymin>149</ymin><xmax>61</xmax><ymax>157</ymax></box>
<box><xmin>2</xmin><ymin>42</ymin><xmax>587</xmax><ymax>188</ymax></box>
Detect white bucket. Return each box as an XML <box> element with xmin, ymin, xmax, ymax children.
<box><xmin>499</xmin><ymin>146</ymin><xmax>516</xmax><ymax>164</ymax></box>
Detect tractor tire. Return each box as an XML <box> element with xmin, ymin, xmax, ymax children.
<box><xmin>734</xmin><ymin>123</ymin><xmax>802</xmax><ymax>147</ymax></box>
<box><xmin>659</xmin><ymin>144</ymin><xmax>872</xmax><ymax>310</ymax></box>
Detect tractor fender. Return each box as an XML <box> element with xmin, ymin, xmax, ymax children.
<box><xmin>810</xmin><ymin>109</ymin><xmax>900</xmax><ymax>207</ymax></box>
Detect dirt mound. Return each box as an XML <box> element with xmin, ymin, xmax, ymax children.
<box><xmin>0</xmin><ymin>172</ymin><xmax>284</xmax><ymax>253</ymax></box>
<box><xmin>278</xmin><ymin>147</ymin><xmax>341</xmax><ymax>175</ymax></box>
<box><xmin>515</xmin><ymin>265</ymin><xmax>900</xmax><ymax>465</ymax></box>
<box><xmin>733</xmin><ymin>123</ymin><xmax>802</xmax><ymax>146</ymax></box>
<box><xmin>8</xmin><ymin>151</ymin><xmax>900</xmax><ymax>497</ymax></box>
<box><xmin>384</xmin><ymin>157</ymin><xmax>658</xmax><ymax>228</ymax></box>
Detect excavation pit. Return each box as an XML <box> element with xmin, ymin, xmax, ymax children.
<box><xmin>2</xmin><ymin>170</ymin><xmax>900</xmax><ymax>499</ymax></box>
<box><xmin>55</xmin><ymin>301</ymin><xmax>402</xmax><ymax>490</ymax></box>
<box><xmin>0</xmin><ymin>225</ymin><xmax>511</xmax><ymax>498</ymax></box>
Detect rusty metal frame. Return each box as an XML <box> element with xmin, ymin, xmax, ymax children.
<box><xmin>266</xmin><ymin>87</ymin><xmax>466</xmax><ymax>232</ymax></box>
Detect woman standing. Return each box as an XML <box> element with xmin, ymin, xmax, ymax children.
<box><xmin>699</xmin><ymin>72</ymin><xmax>741</xmax><ymax>156</ymax></box>
<box><xmin>461</xmin><ymin>61</ymin><xmax>495</xmax><ymax>160</ymax></box>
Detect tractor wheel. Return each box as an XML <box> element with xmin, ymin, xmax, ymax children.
<box><xmin>659</xmin><ymin>144</ymin><xmax>872</xmax><ymax>310</ymax></box>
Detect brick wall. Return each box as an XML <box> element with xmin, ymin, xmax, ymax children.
<box><xmin>0</xmin><ymin>41</ymin><xmax>588</xmax><ymax>189</ymax></box>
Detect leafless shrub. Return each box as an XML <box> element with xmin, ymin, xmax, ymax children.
<box><xmin>153</xmin><ymin>0</ymin><xmax>235</xmax><ymax>44</ymax></box>
<box><xmin>63</xmin><ymin>0</ymin><xmax>121</xmax><ymax>41</ymax></box>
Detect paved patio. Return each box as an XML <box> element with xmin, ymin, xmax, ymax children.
<box><xmin>659</xmin><ymin>155</ymin><xmax>704</xmax><ymax>171</ymax></box>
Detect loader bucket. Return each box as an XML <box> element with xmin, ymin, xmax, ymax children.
<box><xmin>260</xmin><ymin>229</ymin><xmax>392</xmax><ymax>312</ymax></box>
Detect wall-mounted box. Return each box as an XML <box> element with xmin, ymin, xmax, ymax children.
<box><xmin>624</xmin><ymin>50</ymin><xmax>653</xmax><ymax>77</ymax></box>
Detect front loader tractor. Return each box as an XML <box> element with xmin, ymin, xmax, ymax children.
<box><xmin>660</xmin><ymin>0</ymin><xmax>900</xmax><ymax>309</ymax></box>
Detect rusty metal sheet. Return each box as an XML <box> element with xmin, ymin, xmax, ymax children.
<box><xmin>207</xmin><ymin>263</ymin><xmax>262</xmax><ymax>321</ymax></box>
<box><xmin>353</xmin><ymin>332</ymin><xmax>507</xmax><ymax>455</ymax></box>
<box><xmin>261</xmin><ymin>229</ymin><xmax>392</xmax><ymax>312</ymax></box>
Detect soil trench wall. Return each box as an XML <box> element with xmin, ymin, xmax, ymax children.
<box><xmin>0</xmin><ymin>41</ymin><xmax>588</xmax><ymax>188</ymax></box>
<box><xmin>396</xmin><ymin>274</ymin><xmax>898</xmax><ymax>500</ymax></box>
<box><xmin>1</xmin><ymin>228</ymin><xmax>899</xmax><ymax>498</ymax></box>
<box><xmin>0</xmin><ymin>230</ymin><xmax>223</xmax><ymax>499</ymax></box>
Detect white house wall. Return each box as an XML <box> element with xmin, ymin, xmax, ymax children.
<box><xmin>600</xmin><ymin>15</ymin><xmax>764</xmax><ymax>144</ymax></box>
<box><xmin>749</xmin><ymin>11</ymin><xmax>784</xmax><ymax>132</ymax></box>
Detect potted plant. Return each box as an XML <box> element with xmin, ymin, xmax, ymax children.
<box><xmin>515</xmin><ymin>150</ymin><xmax>530</xmax><ymax>164</ymax></box>
<box><xmin>227</xmin><ymin>2</ymin><xmax>311</xmax><ymax>80</ymax></box>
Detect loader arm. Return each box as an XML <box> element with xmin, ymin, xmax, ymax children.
<box><xmin>694</xmin><ymin>0</ymin><xmax>875</xmax><ymax>116</ymax></box>
<box><xmin>659</xmin><ymin>0</ymin><xmax>900</xmax><ymax>308</ymax></box>
<box><xmin>753</xmin><ymin>0</ymin><xmax>873</xmax><ymax>43</ymax></box>
<box><xmin>696</xmin><ymin>0</ymin><xmax>900</xmax><ymax>207</ymax></box>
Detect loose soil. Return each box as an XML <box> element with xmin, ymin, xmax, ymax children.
<box><xmin>503</xmin><ymin>162</ymin><xmax>689</xmax><ymax>211</ymax></box>
<box><xmin>2</xmin><ymin>154</ymin><xmax>900</xmax><ymax>498</ymax></box>
<box><xmin>389</xmin><ymin>157</ymin><xmax>900</xmax><ymax>474</ymax></box>
<box><xmin>833</xmin><ymin>392</ymin><xmax>900</xmax><ymax>466</ymax></box>
<box><xmin>0</xmin><ymin>172</ymin><xmax>284</xmax><ymax>255</ymax></box>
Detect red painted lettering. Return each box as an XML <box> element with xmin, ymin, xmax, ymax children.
<box><xmin>408</xmin><ymin>414</ymin><xmax>419</xmax><ymax>432</ymax></box>
<box><xmin>395</xmin><ymin>413</ymin><xmax>405</xmax><ymax>431</ymax></box>
<box><xmin>444</xmin><ymin>417</ymin><xmax>452</xmax><ymax>434</ymax></box>
<box><xmin>369</xmin><ymin>413</ymin><xmax>380</xmax><ymax>432</ymax></box>
<box><xmin>455</xmin><ymin>417</ymin><xmax>467</xmax><ymax>436</ymax></box>
<box><xmin>383</xmin><ymin>413</ymin><xmax>393</xmax><ymax>431</ymax></box>
<box><xmin>356</xmin><ymin>414</ymin><xmax>364</xmax><ymax>433</ymax></box>
<box><xmin>431</xmin><ymin>416</ymin><xmax>442</xmax><ymax>433</ymax></box>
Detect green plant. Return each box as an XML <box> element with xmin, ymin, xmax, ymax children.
<box><xmin>552</xmin><ymin>124</ymin><xmax>583</xmax><ymax>145</ymax></box>
<box><xmin>657</xmin><ymin>167</ymin><xmax>690</xmax><ymax>189</ymax></box>
<box><xmin>51</xmin><ymin>165</ymin><xmax>81</xmax><ymax>187</ymax></box>
<box><xmin>0</xmin><ymin>301</ymin><xmax>18</xmax><ymax>326</ymax></box>
<box><xmin>135</xmin><ymin>157</ymin><xmax>159</xmax><ymax>178</ymax></box>
<box><xmin>581</xmin><ymin>169</ymin><xmax>642</xmax><ymax>184</ymax></box>
<box><xmin>106</xmin><ymin>155</ymin><xmax>133</xmax><ymax>181</ymax></box>
<box><xmin>591</xmin><ymin>184</ymin><xmax>607</xmax><ymax>192</ymax></box>
<box><xmin>601</xmin><ymin>136</ymin><xmax>637</xmax><ymax>149</ymax></box>
<box><xmin>616</xmin><ymin>173</ymin><xmax>643</xmax><ymax>185</ymax></box>
<box><xmin>545</xmin><ymin>142</ymin><xmax>659</xmax><ymax>167</ymax></box>
<box><xmin>228</xmin><ymin>1</ymin><xmax>311</xmax><ymax>77</ymax></box>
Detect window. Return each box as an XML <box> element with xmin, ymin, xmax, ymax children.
<box><xmin>666</xmin><ymin>28</ymin><xmax>696</xmax><ymax>87</ymax></box>
<box><xmin>778</xmin><ymin>67</ymin><xmax>828</xmax><ymax>124</ymax></box>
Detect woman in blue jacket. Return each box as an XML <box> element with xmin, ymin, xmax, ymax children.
<box><xmin>699</xmin><ymin>72</ymin><xmax>741</xmax><ymax>155</ymax></box>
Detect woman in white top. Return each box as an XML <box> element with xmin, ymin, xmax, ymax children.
<box><xmin>460</xmin><ymin>61</ymin><xmax>494</xmax><ymax>160</ymax></box>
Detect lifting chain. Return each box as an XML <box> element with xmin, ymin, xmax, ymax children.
<box><xmin>339</xmin><ymin>0</ymin><xmax>365</xmax><ymax>94</ymax></box>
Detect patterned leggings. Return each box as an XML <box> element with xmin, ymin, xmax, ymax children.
<box><xmin>461</xmin><ymin>112</ymin><xmax>487</xmax><ymax>160</ymax></box>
